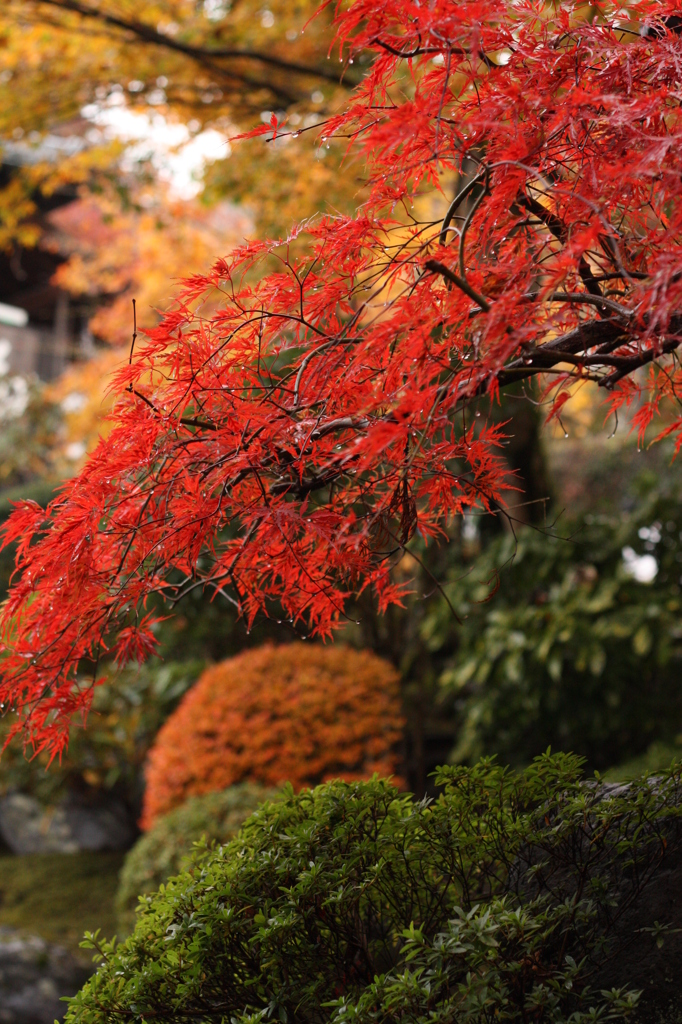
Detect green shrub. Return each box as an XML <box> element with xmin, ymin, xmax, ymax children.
<box><xmin>422</xmin><ymin>481</ymin><xmax>682</xmax><ymax>769</ymax></box>
<box><xmin>66</xmin><ymin>753</ymin><xmax>681</xmax><ymax>1024</ymax></box>
<box><xmin>116</xmin><ymin>782</ymin><xmax>273</xmax><ymax>933</ymax></box>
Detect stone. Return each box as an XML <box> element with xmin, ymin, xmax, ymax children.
<box><xmin>0</xmin><ymin>793</ymin><xmax>136</xmax><ymax>855</ymax></box>
<box><xmin>0</xmin><ymin>927</ymin><xmax>91</xmax><ymax>1024</ymax></box>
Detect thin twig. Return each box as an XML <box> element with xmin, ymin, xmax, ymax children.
<box><xmin>127</xmin><ymin>298</ymin><xmax>136</xmax><ymax>392</ymax></box>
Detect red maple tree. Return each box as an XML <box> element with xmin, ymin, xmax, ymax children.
<box><xmin>2</xmin><ymin>0</ymin><xmax>682</xmax><ymax>756</ymax></box>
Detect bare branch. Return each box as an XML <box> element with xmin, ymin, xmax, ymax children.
<box><xmin>539</xmin><ymin>292</ymin><xmax>634</xmax><ymax>319</ymax></box>
<box><xmin>32</xmin><ymin>0</ymin><xmax>354</xmax><ymax>95</ymax></box>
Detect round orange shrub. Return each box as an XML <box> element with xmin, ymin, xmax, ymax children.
<box><xmin>140</xmin><ymin>643</ymin><xmax>405</xmax><ymax>829</ymax></box>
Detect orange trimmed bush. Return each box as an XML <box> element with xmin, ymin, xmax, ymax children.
<box><xmin>140</xmin><ymin>643</ymin><xmax>405</xmax><ymax>829</ymax></box>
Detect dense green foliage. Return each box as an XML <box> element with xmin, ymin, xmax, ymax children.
<box><xmin>116</xmin><ymin>784</ymin><xmax>272</xmax><ymax>933</ymax></box>
<box><xmin>67</xmin><ymin>755</ymin><xmax>681</xmax><ymax>1023</ymax></box>
<box><xmin>423</xmin><ymin>481</ymin><xmax>682</xmax><ymax>769</ymax></box>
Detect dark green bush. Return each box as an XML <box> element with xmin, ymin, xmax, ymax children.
<box><xmin>66</xmin><ymin>754</ymin><xmax>681</xmax><ymax>1024</ymax></box>
<box><xmin>116</xmin><ymin>783</ymin><xmax>273</xmax><ymax>933</ymax></box>
<box><xmin>422</xmin><ymin>481</ymin><xmax>682</xmax><ymax>769</ymax></box>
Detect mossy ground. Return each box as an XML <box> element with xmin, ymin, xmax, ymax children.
<box><xmin>0</xmin><ymin>852</ymin><xmax>123</xmax><ymax>954</ymax></box>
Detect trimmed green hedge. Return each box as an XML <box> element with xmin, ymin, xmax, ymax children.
<box><xmin>116</xmin><ymin>783</ymin><xmax>272</xmax><ymax>932</ymax></box>
<box><xmin>66</xmin><ymin>754</ymin><xmax>682</xmax><ymax>1024</ymax></box>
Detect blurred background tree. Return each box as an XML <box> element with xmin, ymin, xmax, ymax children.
<box><xmin>0</xmin><ymin>0</ymin><xmax>359</xmax><ymax>311</ymax></box>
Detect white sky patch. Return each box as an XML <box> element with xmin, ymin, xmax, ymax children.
<box><xmin>66</xmin><ymin>441</ymin><xmax>87</xmax><ymax>461</ymax></box>
<box><xmin>61</xmin><ymin>391</ymin><xmax>87</xmax><ymax>414</ymax></box>
<box><xmin>0</xmin><ymin>304</ymin><xmax>28</xmax><ymax>328</ymax></box>
<box><xmin>204</xmin><ymin>0</ymin><xmax>229</xmax><ymax>19</ymax></box>
<box><xmin>82</xmin><ymin>98</ymin><xmax>229</xmax><ymax>198</ymax></box>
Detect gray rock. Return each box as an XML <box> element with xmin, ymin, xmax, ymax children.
<box><xmin>0</xmin><ymin>928</ymin><xmax>91</xmax><ymax>1023</ymax></box>
<box><xmin>0</xmin><ymin>793</ymin><xmax>136</xmax><ymax>854</ymax></box>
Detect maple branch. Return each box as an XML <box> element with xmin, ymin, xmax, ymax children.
<box><xmin>269</xmin><ymin>470</ymin><xmax>342</xmax><ymax>497</ymax></box>
<box><xmin>32</xmin><ymin>0</ymin><xmax>354</xmax><ymax>96</ymax></box>
<box><xmin>439</xmin><ymin>172</ymin><xmax>487</xmax><ymax>246</ymax></box>
<box><xmin>598</xmin><ymin>336</ymin><xmax>682</xmax><ymax>390</ymax></box>
<box><xmin>519</xmin><ymin>192</ymin><xmax>608</xmax><ymax>306</ymax></box>
<box><xmin>459</xmin><ymin>171</ymin><xmax>490</xmax><ymax>281</ymax></box>
<box><xmin>311</xmin><ymin>416</ymin><xmax>370</xmax><ymax>439</ymax></box>
<box><xmin>129</xmin><ymin>384</ymin><xmax>218</xmax><ymax>433</ymax></box>
<box><xmin>425</xmin><ymin>259</ymin><xmax>491</xmax><ymax>312</ymax></box>
<box><xmin>492</xmin><ymin>316</ymin><xmax>682</xmax><ymax>391</ymax></box>
<box><xmin>539</xmin><ymin>292</ymin><xmax>634</xmax><ymax>319</ymax></box>
<box><xmin>372</xmin><ymin>37</ymin><xmax>497</xmax><ymax>69</ymax></box>
<box><xmin>179</xmin><ymin>416</ymin><xmax>218</xmax><ymax>432</ymax></box>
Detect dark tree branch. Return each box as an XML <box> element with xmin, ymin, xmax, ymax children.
<box><xmin>537</xmin><ymin>292</ymin><xmax>633</xmax><ymax>319</ymax></box>
<box><xmin>493</xmin><ymin>315</ymin><xmax>682</xmax><ymax>391</ymax></box>
<box><xmin>269</xmin><ymin>470</ymin><xmax>341</xmax><ymax>497</ymax></box>
<box><xmin>439</xmin><ymin>172</ymin><xmax>486</xmax><ymax>246</ymax></box>
<box><xmin>519</xmin><ymin>192</ymin><xmax>607</xmax><ymax>306</ymax></box>
<box><xmin>32</xmin><ymin>0</ymin><xmax>355</xmax><ymax>94</ymax></box>
<box><xmin>373</xmin><ymin>37</ymin><xmax>497</xmax><ymax>69</ymax></box>
<box><xmin>425</xmin><ymin>258</ymin><xmax>491</xmax><ymax>311</ymax></box>
<box><xmin>598</xmin><ymin>336</ymin><xmax>682</xmax><ymax>389</ymax></box>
